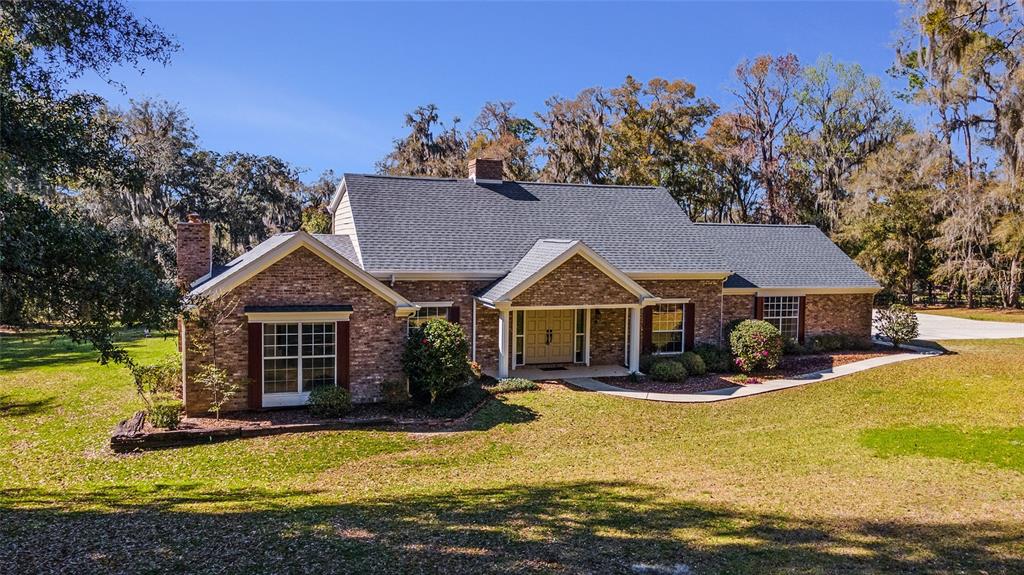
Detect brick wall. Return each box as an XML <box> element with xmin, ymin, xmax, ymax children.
<box><xmin>589</xmin><ymin>307</ymin><xmax>626</xmax><ymax>366</ymax></box>
<box><xmin>512</xmin><ymin>255</ymin><xmax>639</xmax><ymax>307</ymax></box>
<box><xmin>183</xmin><ymin>247</ymin><xmax>406</xmax><ymax>415</ymax></box>
<box><xmin>175</xmin><ymin>217</ymin><xmax>211</xmax><ymax>286</ymax></box>
<box><xmin>723</xmin><ymin>294</ymin><xmax>755</xmax><ymax>333</ymax></box>
<box><xmin>636</xmin><ymin>279</ymin><xmax>724</xmax><ymax>346</ymax></box>
<box><xmin>804</xmin><ymin>293</ymin><xmax>874</xmax><ymax>339</ymax></box>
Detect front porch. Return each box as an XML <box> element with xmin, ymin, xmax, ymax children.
<box><xmin>486</xmin><ymin>362</ymin><xmax>633</xmax><ymax>381</ymax></box>
<box><xmin>492</xmin><ymin>305</ymin><xmax>643</xmax><ymax>379</ymax></box>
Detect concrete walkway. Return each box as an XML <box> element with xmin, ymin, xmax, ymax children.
<box><xmin>564</xmin><ymin>345</ymin><xmax>941</xmax><ymax>404</ymax></box>
<box><xmin>912</xmin><ymin>312</ymin><xmax>1023</xmax><ymax>340</ymax></box>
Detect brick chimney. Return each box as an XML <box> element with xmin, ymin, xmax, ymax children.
<box><xmin>176</xmin><ymin>213</ymin><xmax>212</xmax><ymax>287</ymax></box>
<box><xmin>468</xmin><ymin>157</ymin><xmax>504</xmax><ymax>182</ymax></box>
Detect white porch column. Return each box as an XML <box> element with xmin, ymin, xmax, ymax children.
<box><xmin>497</xmin><ymin>306</ymin><xmax>510</xmax><ymax>379</ymax></box>
<box><xmin>628</xmin><ymin>306</ymin><xmax>641</xmax><ymax>373</ymax></box>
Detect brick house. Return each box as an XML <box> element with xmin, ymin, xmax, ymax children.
<box><xmin>177</xmin><ymin>158</ymin><xmax>879</xmax><ymax>415</ymax></box>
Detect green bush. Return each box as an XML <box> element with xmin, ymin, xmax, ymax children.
<box><xmin>729</xmin><ymin>320</ymin><xmax>784</xmax><ymax>373</ymax></box>
<box><xmin>873</xmin><ymin>304</ymin><xmax>919</xmax><ymax>349</ymax></box>
<box><xmin>679</xmin><ymin>351</ymin><xmax>707</xmax><ymax>376</ymax></box>
<box><xmin>649</xmin><ymin>360</ymin><xmax>687</xmax><ymax>383</ymax></box>
<box><xmin>693</xmin><ymin>344</ymin><xmax>733</xmax><ymax>373</ymax></box>
<box><xmin>402</xmin><ymin>318</ymin><xmax>472</xmax><ymax>403</ymax></box>
<box><xmin>783</xmin><ymin>338</ymin><xmax>810</xmax><ymax>355</ymax></box>
<box><xmin>639</xmin><ymin>354</ymin><xmax>657</xmax><ymax>373</ymax></box>
<box><xmin>307</xmin><ymin>385</ymin><xmax>352</xmax><ymax>418</ymax></box>
<box><xmin>148</xmin><ymin>393</ymin><xmax>182</xmax><ymax>429</ymax></box>
<box><xmin>809</xmin><ymin>334</ymin><xmax>875</xmax><ymax>352</ymax></box>
<box><xmin>487</xmin><ymin>378</ymin><xmax>540</xmax><ymax>394</ymax></box>
<box><xmin>131</xmin><ymin>354</ymin><xmax>181</xmax><ymax>399</ymax></box>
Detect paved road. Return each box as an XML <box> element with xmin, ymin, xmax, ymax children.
<box><xmin>872</xmin><ymin>311</ymin><xmax>1024</xmax><ymax>340</ymax></box>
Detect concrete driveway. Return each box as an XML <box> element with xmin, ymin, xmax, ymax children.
<box><xmin>873</xmin><ymin>311</ymin><xmax>1024</xmax><ymax>340</ymax></box>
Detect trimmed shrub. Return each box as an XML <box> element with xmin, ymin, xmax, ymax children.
<box><xmin>809</xmin><ymin>334</ymin><xmax>875</xmax><ymax>352</ymax></box>
<box><xmin>873</xmin><ymin>304</ymin><xmax>919</xmax><ymax>349</ymax></box>
<box><xmin>679</xmin><ymin>351</ymin><xmax>707</xmax><ymax>376</ymax></box>
<box><xmin>402</xmin><ymin>318</ymin><xmax>472</xmax><ymax>403</ymax></box>
<box><xmin>693</xmin><ymin>344</ymin><xmax>733</xmax><ymax>373</ymax></box>
<box><xmin>148</xmin><ymin>393</ymin><xmax>182</xmax><ymax>429</ymax></box>
<box><xmin>639</xmin><ymin>354</ymin><xmax>657</xmax><ymax>374</ymax></box>
<box><xmin>729</xmin><ymin>320</ymin><xmax>784</xmax><ymax>373</ymax></box>
<box><xmin>131</xmin><ymin>354</ymin><xmax>181</xmax><ymax>399</ymax></box>
<box><xmin>649</xmin><ymin>360</ymin><xmax>687</xmax><ymax>383</ymax></box>
<box><xmin>308</xmin><ymin>385</ymin><xmax>352</xmax><ymax>418</ymax></box>
<box><xmin>487</xmin><ymin>378</ymin><xmax>540</xmax><ymax>394</ymax></box>
<box><xmin>783</xmin><ymin>338</ymin><xmax>810</xmax><ymax>355</ymax></box>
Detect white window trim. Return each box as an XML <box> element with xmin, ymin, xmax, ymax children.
<box><xmin>513</xmin><ymin>310</ymin><xmax>525</xmax><ymax>367</ymax></box>
<box><xmin>573</xmin><ymin>309</ymin><xmax>587</xmax><ymax>364</ymax></box>
<box><xmin>407</xmin><ymin>305</ymin><xmax>451</xmax><ymax>334</ymax></box>
<box><xmin>261</xmin><ymin>321</ymin><xmax>337</xmax><ymax>408</ymax></box>
<box><xmin>651</xmin><ymin>303</ymin><xmax>686</xmax><ymax>356</ymax></box>
<box><xmin>762</xmin><ymin>296</ymin><xmax>801</xmax><ymax>341</ymax></box>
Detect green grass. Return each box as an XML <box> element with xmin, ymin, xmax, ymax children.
<box><xmin>2</xmin><ymin>332</ymin><xmax>1024</xmax><ymax>573</ymax></box>
<box><xmin>914</xmin><ymin>306</ymin><xmax>1024</xmax><ymax>323</ymax></box>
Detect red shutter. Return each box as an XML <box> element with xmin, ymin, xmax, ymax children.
<box><xmin>754</xmin><ymin>297</ymin><xmax>764</xmax><ymax>320</ymax></box>
<box><xmin>447</xmin><ymin>305</ymin><xmax>461</xmax><ymax>325</ymax></box>
<box><xmin>336</xmin><ymin>320</ymin><xmax>350</xmax><ymax>390</ymax></box>
<box><xmin>247</xmin><ymin>322</ymin><xmax>262</xmax><ymax>410</ymax></box>
<box><xmin>798</xmin><ymin>296</ymin><xmax>807</xmax><ymax>344</ymax></box>
<box><xmin>684</xmin><ymin>302</ymin><xmax>696</xmax><ymax>351</ymax></box>
<box><xmin>641</xmin><ymin>306</ymin><xmax>653</xmax><ymax>354</ymax></box>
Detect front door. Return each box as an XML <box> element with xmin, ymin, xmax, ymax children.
<box><xmin>523</xmin><ymin>309</ymin><xmax>575</xmax><ymax>364</ymax></box>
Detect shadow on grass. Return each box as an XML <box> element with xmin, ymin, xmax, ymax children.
<box><xmin>0</xmin><ymin>330</ymin><xmax>166</xmax><ymax>372</ymax></box>
<box><xmin>861</xmin><ymin>425</ymin><xmax>1024</xmax><ymax>473</ymax></box>
<box><xmin>0</xmin><ymin>394</ymin><xmax>55</xmax><ymax>417</ymax></box>
<box><xmin>1</xmin><ymin>480</ymin><xmax>1020</xmax><ymax>574</ymax></box>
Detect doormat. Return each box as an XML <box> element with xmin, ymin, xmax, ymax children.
<box><xmin>539</xmin><ymin>366</ymin><xmax>567</xmax><ymax>371</ymax></box>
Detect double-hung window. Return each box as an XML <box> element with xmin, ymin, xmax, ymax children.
<box><xmin>763</xmin><ymin>296</ymin><xmax>800</xmax><ymax>341</ymax></box>
<box><xmin>408</xmin><ymin>306</ymin><xmax>449</xmax><ymax>333</ymax></box>
<box><xmin>651</xmin><ymin>303</ymin><xmax>684</xmax><ymax>354</ymax></box>
<box><xmin>263</xmin><ymin>322</ymin><xmax>336</xmax><ymax>396</ymax></box>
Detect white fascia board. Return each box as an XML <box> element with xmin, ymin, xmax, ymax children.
<box><xmin>626</xmin><ymin>270</ymin><xmax>733</xmax><ymax>278</ymax></box>
<box><xmin>370</xmin><ymin>271</ymin><xmax>507</xmax><ymax>281</ymax></box>
<box><xmin>327</xmin><ymin>177</ymin><xmax>348</xmax><ymax>214</ymax></box>
<box><xmin>246</xmin><ymin>311</ymin><xmax>353</xmax><ymax>322</ymax></box>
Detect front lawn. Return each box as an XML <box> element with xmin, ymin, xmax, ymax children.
<box><xmin>914</xmin><ymin>305</ymin><xmax>1024</xmax><ymax>323</ymax></box>
<box><xmin>2</xmin><ymin>332</ymin><xmax>1023</xmax><ymax>573</ymax></box>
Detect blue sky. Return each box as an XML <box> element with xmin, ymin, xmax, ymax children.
<box><xmin>73</xmin><ymin>1</ymin><xmax>914</xmax><ymax>181</ymax></box>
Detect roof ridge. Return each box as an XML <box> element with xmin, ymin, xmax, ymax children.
<box><xmin>345</xmin><ymin>172</ymin><xmax>661</xmax><ymax>190</ymax></box>
<box><xmin>695</xmin><ymin>222</ymin><xmax>816</xmax><ymax>228</ymax></box>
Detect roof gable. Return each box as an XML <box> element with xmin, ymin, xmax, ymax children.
<box><xmin>478</xmin><ymin>239</ymin><xmax>654</xmax><ymax>304</ymax></box>
<box><xmin>189</xmin><ymin>231</ymin><xmax>415</xmax><ymax>312</ymax></box>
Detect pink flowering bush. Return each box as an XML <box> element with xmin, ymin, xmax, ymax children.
<box><xmin>728</xmin><ymin>320</ymin><xmax>784</xmax><ymax>373</ymax></box>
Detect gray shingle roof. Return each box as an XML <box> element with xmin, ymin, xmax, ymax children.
<box><xmin>695</xmin><ymin>223</ymin><xmax>880</xmax><ymax>289</ymax></box>
<box><xmin>341</xmin><ymin>174</ymin><xmax>726</xmax><ymax>274</ymax></box>
<box><xmin>477</xmin><ymin>239</ymin><xmax>579</xmax><ymax>302</ymax></box>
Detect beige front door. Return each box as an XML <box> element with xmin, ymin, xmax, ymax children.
<box><xmin>523</xmin><ymin>309</ymin><xmax>575</xmax><ymax>364</ymax></box>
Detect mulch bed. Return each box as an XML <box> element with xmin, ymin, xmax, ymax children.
<box><xmin>111</xmin><ymin>384</ymin><xmax>498</xmax><ymax>452</ymax></box>
<box><xmin>597</xmin><ymin>346</ymin><xmax>901</xmax><ymax>395</ymax></box>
